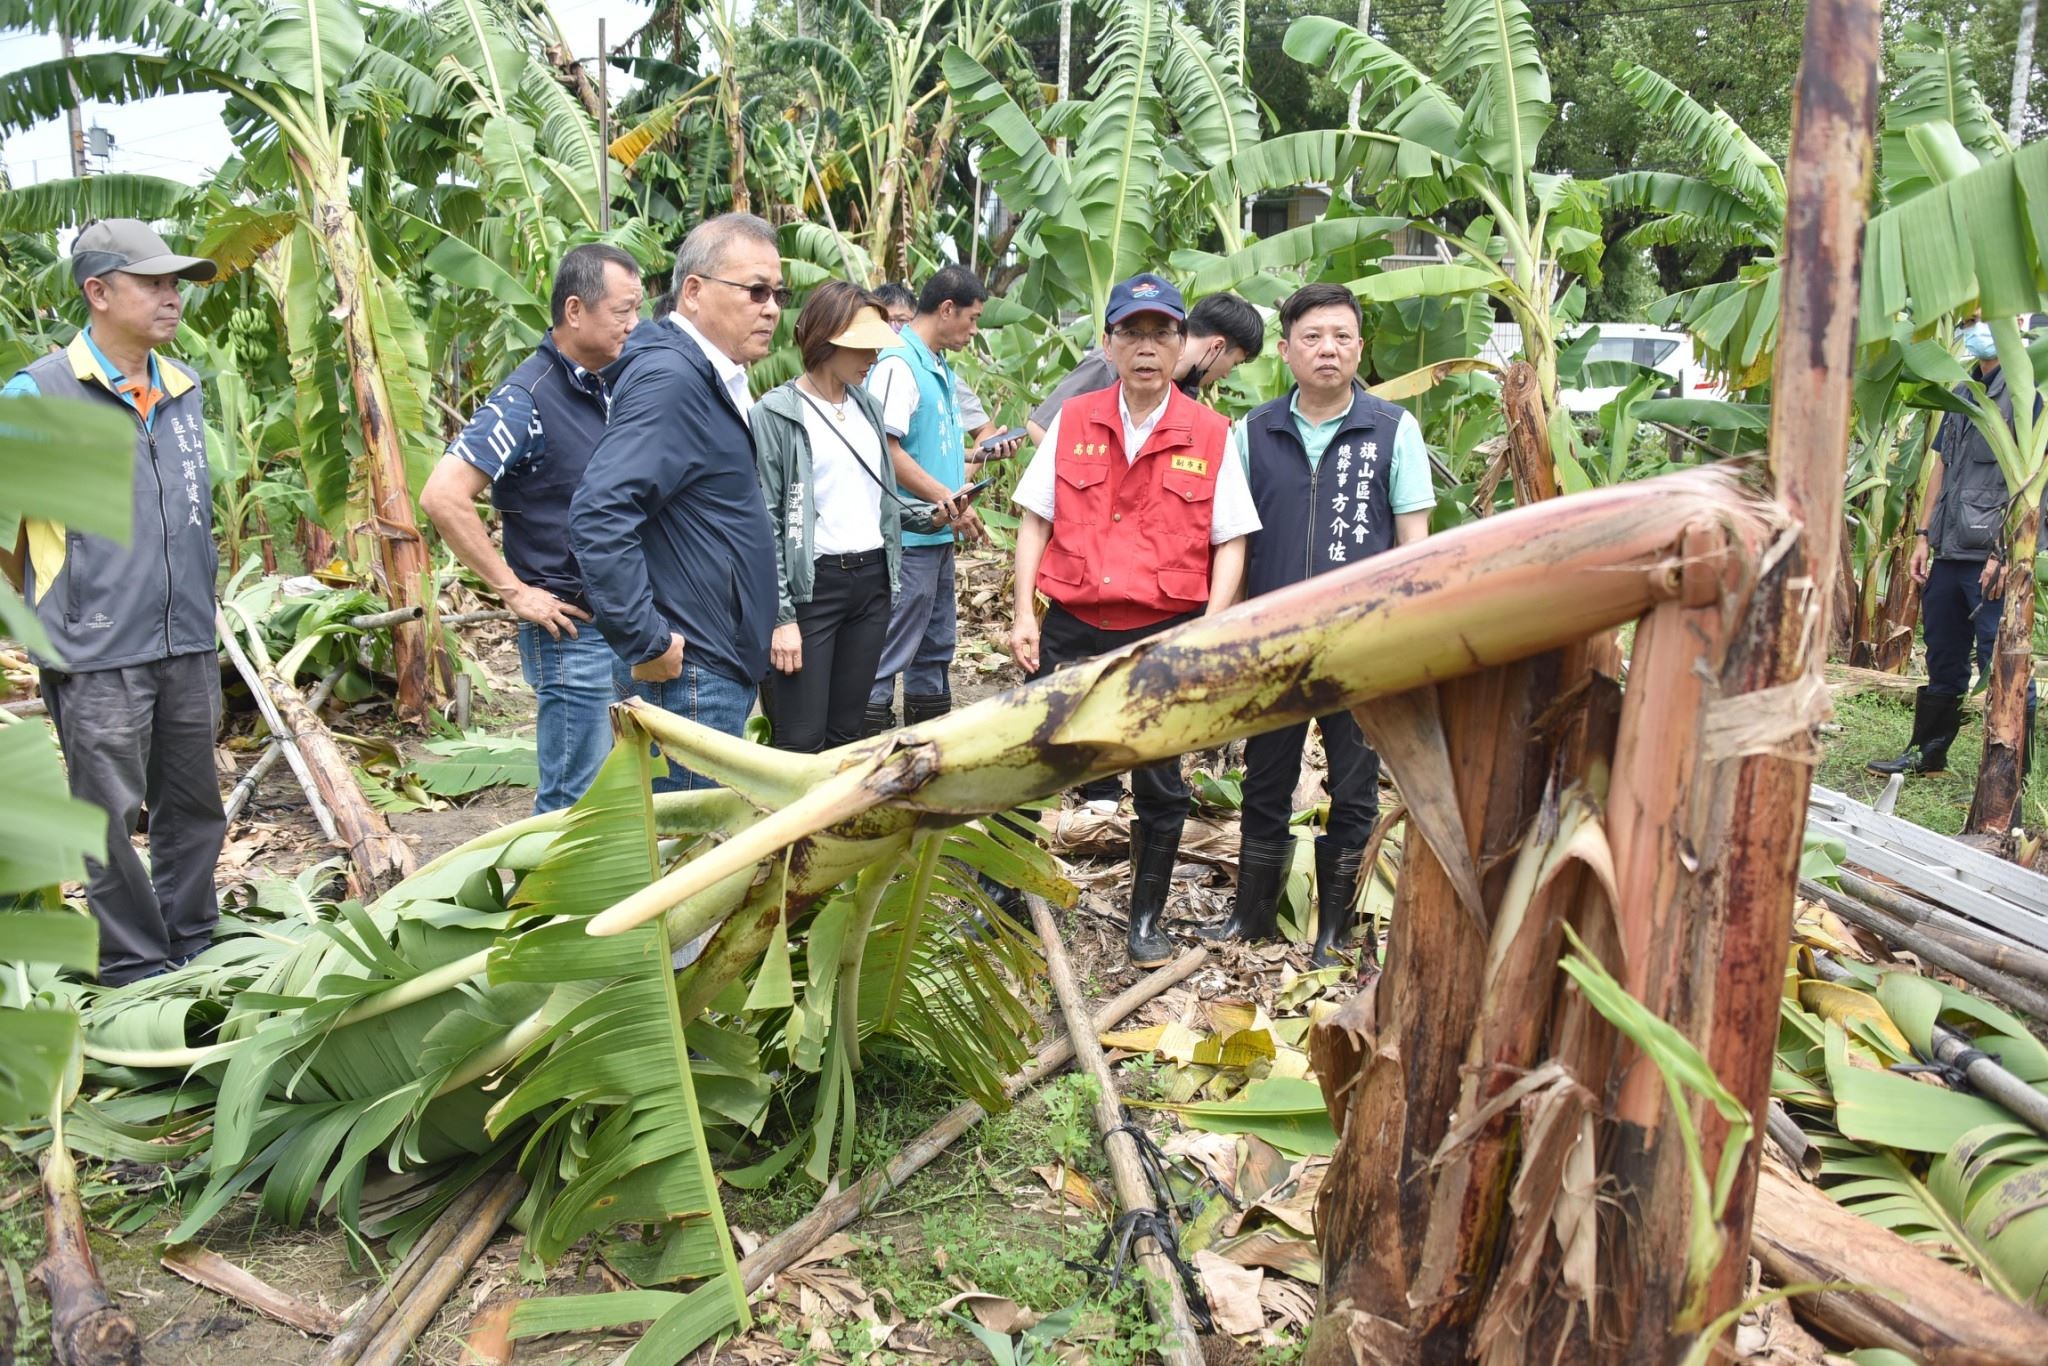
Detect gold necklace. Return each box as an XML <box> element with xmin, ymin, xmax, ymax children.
<box><xmin>805</xmin><ymin>378</ymin><xmax>851</xmax><ymax>422</ymax></box>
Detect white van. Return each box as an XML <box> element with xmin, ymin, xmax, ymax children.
<box><xmin>1483</xmin><ymin>322</ymin><xmax>1724</xmax><ymax>413</ymax></box>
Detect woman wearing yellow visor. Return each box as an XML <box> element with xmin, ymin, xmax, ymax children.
<box><xmin>752</xmin><ymin>283</ymin><xmax>943</xmax><ymax>751</ymax></box>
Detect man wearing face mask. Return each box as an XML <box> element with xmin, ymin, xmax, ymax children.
<box><xmin>1869</xmin><ymin>318</ymin><xmax>2031</xmax><ymax>777</ymax></box>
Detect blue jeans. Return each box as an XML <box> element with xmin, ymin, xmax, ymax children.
<box><xmin>869</xmin><ymin>543</ymin><xmax>956</xmax><ymax>708</ymax></box>
<box><xmin>613</xmin><ymin>659</ymin><xmax>757</xmax><ymax>792</ymax></box>
<box><xmin>518</xmin><ymin>623</ymin><xmax>617</xmax><ymax>814</ymax></box>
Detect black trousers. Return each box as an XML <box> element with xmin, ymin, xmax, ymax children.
<box><xmin>763</xmin><ymin>552</ymin><xmax>893</xmax><ymax>752</ymax></box>
<box><xmin>1031</xmin><ymin>602</ymin><xmax>1196</xmax><ymax>828</ymax></box>
<box><xmin>43</xmin><ymin>652</ymin><xmax>226</xmax><ymax>985</ymax></box>
<box><xmin>1922</xmin><ymin>556</ymin><xmax>2000</xmax><ymax>698</ymax></box>
<box><xmin>1240</xmin><ymin>709</ymin><xmax>1381</xmax><ymax>845</ymax></box>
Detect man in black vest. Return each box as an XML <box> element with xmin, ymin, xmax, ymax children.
<box><xmin>423</xmin><ymin>244</ymin><xmax>644</xmax><ymax>812</ymax></box>
<box><xmin>1869</xmin><ymin>317</ymin><xmax>2034</xmax><ymax>777</ymax></box>
<box><xmin>1204</xmin><ymin>283</ymin><xmax>1434</xmax><ymax>966</ymax></box>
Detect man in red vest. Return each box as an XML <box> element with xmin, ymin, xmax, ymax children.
<box><xmin>1009</xmin><ymin>273</ymin><xmax>1261</xmax><ymax>968</ymax></box>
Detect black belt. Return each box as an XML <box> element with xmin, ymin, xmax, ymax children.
<box><xmin>816</xmin><ymin>548</ymin><xmax>885</xmax><ymax>571</ymax></box>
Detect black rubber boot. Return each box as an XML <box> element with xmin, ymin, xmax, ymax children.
<box><xmin>902</xmin><ymin>691</ymin><xmax>950</xmax><ymax>726</ymax></box>
<box><xmin>1312</xmin><ymin>838</ymin><xmax>1367</xmax><ymax>968</ymax></box>
<box><xmin>862</xmin><ymin>701</ymin><xmax>898</xmax><ymax>739</ymax></box>
<box><xmin>1126</xmin><ymin>817</ymin><xmax>1184</xmax><ymax>969</ymax></box>
<box><xmin>2025</xmin><ymin>692</ymin><xmax>2038</xmax><ymax>783</ymax></box>
<box><xmin>1199</xmin><ymin>835</ymin><xmax>1292</xmax><ymax>943</ymax></box>
<box><xmin>1867</xmin><ymin>687</ymin><xmax>1962</xmax><ymax>775</ymax></box>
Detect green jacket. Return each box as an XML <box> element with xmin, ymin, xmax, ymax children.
<box><xmin>752</xmin><ymin>380</ymin><xmax>935</xmax><ymax>626</ymax></box>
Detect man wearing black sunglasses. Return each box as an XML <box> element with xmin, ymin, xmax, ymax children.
<box><xmin>572</xmin><ymin>213</ymin><xmax>785</xmax><ymax>790</ymax></box>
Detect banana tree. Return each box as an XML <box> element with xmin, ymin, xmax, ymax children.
<box><xmin>943</xmin><ymin>0</ymin><xmax>1261</xmax><ymax>326</ymax></box>
<box><xmin>1605</xmin><ymin>62</ymin><xmax>1787</xmax><ymax>394</ymax></box>
<box><xmin>0</xmin><ymin>0</ymin><xmax>460</xmax><ymax>720</ymax></box>
<box><xmin>1860</xmin><ymin>50</ymin><xmax>2046</xmax><ymax>833</ymax></box>
<box><xmin>763</xmin><ymin>0</ymin><xmax>989</xmax><ymax>283</ymax></box>
<box><xmin>1278</xmin><ymin>3</ymin><xmax>1605</xmax><ymax>495</ymax></box>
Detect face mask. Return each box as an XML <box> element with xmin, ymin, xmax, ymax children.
<box><xmin>1962</xmin><ymin>322</ymin><xmax>1999</xmax><ymax>360</ymax></box>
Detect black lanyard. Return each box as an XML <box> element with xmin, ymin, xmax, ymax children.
<box><xmin>790</xmin><ymin>382</ymin><xmax>931</xmax><ymax>514</ymax></box>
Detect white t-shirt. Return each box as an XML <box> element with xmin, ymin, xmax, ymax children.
<box><xmin>796</xmin><ymin>392</ymin><xmax>887</xmax><ymax>556</ymax></box>
<box><xmin>869</xmin><ymin>354</ymin><xmax>920</xmax><ymax>437</ymax></box>
<box><xmin>1013</xmin><ymin>389</ymin><xmax>1262</xmax><ymax>545</ymax></box>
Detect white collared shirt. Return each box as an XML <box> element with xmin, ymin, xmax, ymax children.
<box><xmin>672</xmin><ymin>312</ymin><xmax>753</xmax><ymax>425</ymax></box>
<box><xmin>1012</xmin><ymin>385</ymin><xmax>1261</xmax><ymax>544</ymax></box>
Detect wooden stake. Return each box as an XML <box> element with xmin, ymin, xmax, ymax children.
<box><xmin>216</xmin><ymin>606</ymin><xmax>414</xmax><ymax>895</ymax></box>
<box><xmin>741</xmin><ymin>947</ymin><xmax>1210</xmax><ymax>1292</ymax></box>
<box><xmin>1025</xmin><ymin>896</ymin><xmax>1205</xmax><ymax>1366</ymax></box>
<box><xmin>351</xmin><ymin>1171</ymin><xmax>527</xmax><ymax>1366</ymax></box>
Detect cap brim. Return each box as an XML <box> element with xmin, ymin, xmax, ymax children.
<box><xmin>1104</xmin><ymin>302</ymin><xmax>1185</xmax><ymax>329</ymax></box>
<box><xmin>827</xmin><ymin>312</ymin><xmax>902</xmax><ymax>351</ymax></box>
<box><xmin>119</xmin><ymin>253</ymin><xmax>218</xmax><ymax>282</ymax></box>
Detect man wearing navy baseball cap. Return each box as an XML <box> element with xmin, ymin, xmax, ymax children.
<box><xmin>1009</xmin><ymin>272</ymin><xmax>1261</xmax><ymax>970</ymax></box>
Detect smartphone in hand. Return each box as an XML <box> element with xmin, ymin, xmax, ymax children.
<box><xmin>976</xmin><ymin>426</ymin><xmax>1029</xmax><ymax>456</ymax></box>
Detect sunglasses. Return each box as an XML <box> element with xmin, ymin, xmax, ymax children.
<box><xmin>699</xmin><ymin>274</ymin><xmax>793</xmax><ymax>308</ymax></box>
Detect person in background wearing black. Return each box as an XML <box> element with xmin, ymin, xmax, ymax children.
<box><xmin>753</xmin><ymin>284</ymin><xmax>934</xmax><ymax>751</ymax></box>
<box><xmin>1869</xmin><ymin>317</ymin><xmax>2035</xmax><ymax>777</ymax></box>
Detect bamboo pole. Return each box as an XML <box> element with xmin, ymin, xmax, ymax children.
<box><xmin>216</xmin><ymin>606</ymin><xmax>414</xmax><ymax>894</ymax></box>
<box><xmin>347</xmin><ymin>605</ymin><xmax>425</xmax><ymax>630</ymax></box>
<box><xmin>224</xmin><ymin>664</ymin><xmax>345</xmax><ymax>826</ymax></box>
<box><xmin>440</xmin><ymin>608</ymin><xmax>516</xmax><ymax>627</ymax></box>
<box><xmin>351</xmin><ymin>1172</ymin><xmax>527</xmax><ymax>1366</ymax></box>
<box><xmin>1800</xmin><ymin>879</ymin><xmax>2048</xmax><ymax>1022</ymax></box>
<box><xmin>740</xmin><ymin>947</ymin><xmax>1210</xmax><ymax>1293</ymax></box>
<box><xmin>1025</xmin><ymin>896</ymin><xmax>1205</xmax><ymax>1366</ymax></box>
<box><xmin>1752</xmin><ymin>1156</ymin><xmax>2048</xmax><ymax>1359</ymax></box>
<box><xmin>1811</xmin><ymin>951</ymin><xmax>2048</xmax><ymax>1137</ymax></box>
<box><xmin>1835</xmin><ymin>868</ymin><xmax>2048</xmax><ymax>985</ymax></box>
<box><xmin>216</xmin><ymin>606</ymin><xmax>342</xmax><ymax>847</ymax></box>
<box><xmin>313</xmin><ymin>1174</ymin><xmax>500</xmax><ymax>1365</ymax></box>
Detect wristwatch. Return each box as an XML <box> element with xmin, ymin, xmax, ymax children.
<box><xmin>1915</xmin><ymin>527</ymin><xmax>1930</xmax><ymax>537</ymax></box>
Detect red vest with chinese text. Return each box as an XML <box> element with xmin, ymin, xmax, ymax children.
<box><xmin>1037</xmin><ymin>384</ymin><xmax>1228</xmax><ymax>630</ymax></box>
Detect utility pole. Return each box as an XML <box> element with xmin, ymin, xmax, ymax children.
<box><xmin>1348</xmin><ymin>0</ymin><xmax>1371</xmax><ymax>128</ymax></box>
<box><xmin>1056</xmin><ymin>0</ymin><xmax>1072</xmax><ymax>157</ymax></box>
<box><xmin>2012</xmin><ymin>0</ymin><xmax>2038</xmax><ymax>137</ymax></box>
<box><xmin>597</xmin><ymin>18</ymin><xmax>610</xmax><ymax>232</ymax></box>
<box><xmin>60</xmin><ymin>26</ymin><xmax>88</xmax><ymax>178</ymax></box>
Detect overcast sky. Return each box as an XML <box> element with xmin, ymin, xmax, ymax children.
<box><xmin>1</xmin><ymin>2</ymin><xmax>656</xmax><ymax>189</ymax></box>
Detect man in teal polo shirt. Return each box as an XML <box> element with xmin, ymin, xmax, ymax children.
<box><xmin>862</xmin><ymin>265</ymin><xmax>1019</xmax><ymax>734</ymax></box>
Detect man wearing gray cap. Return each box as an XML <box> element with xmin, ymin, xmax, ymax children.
<box><xmin>0</xmin><ymin>219</ymin><xmax>226</xmax><ymax>985</ymax></box>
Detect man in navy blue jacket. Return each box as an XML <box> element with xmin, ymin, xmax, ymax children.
<box><xmin>570</xmin><ymin>214</ymin><xmax>785</xmax><ymax>790</ymax></box>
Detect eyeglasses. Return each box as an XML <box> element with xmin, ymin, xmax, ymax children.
<box><xmin>1111</xmin><ymin>326</ymin><xmax>1183</xmax><ymax>346</ymax></box>
<box><xmin>698</xmin><ymin>275</ymin><xmax>793</xmax><ymax>308</ymax></box>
